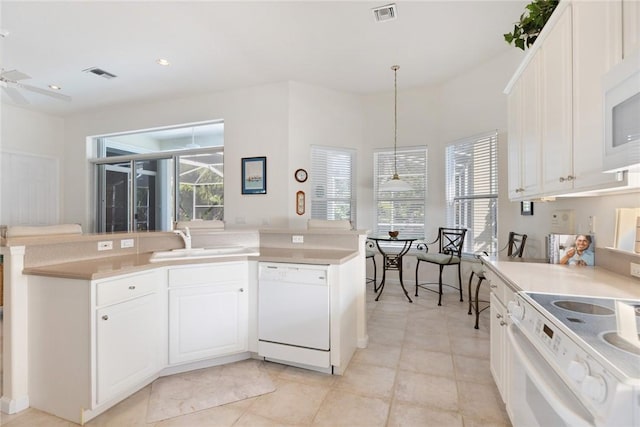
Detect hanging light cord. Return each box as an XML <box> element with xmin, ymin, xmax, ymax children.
<box><xmin>392</xmin><ymin>65</ymin><xmax>399</xmax><ymax>178</ymax></box>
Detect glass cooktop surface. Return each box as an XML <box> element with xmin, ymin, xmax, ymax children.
<box><xmin>525</xmin><ymin>292</ymin><xmax>640</xmax><ymax>379</ymax></box>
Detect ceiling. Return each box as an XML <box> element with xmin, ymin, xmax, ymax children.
<box><xmin>1</xmin><ymin>1</ymin><xmax>527</xmax><ymax>117</ymax></box>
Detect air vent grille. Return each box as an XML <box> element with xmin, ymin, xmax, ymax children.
<box><xmin>372</xmin><ymin>3</ymin><xmax>397</xmax><ymax>22</ymax></box>
<box><xmin>82</xmin><ymin>67</ymin><xmax>117</xmax><ymax>79</ymax></box>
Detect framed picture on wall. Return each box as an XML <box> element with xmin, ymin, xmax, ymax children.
<box><xmin>241</xmin><ymin>156</ymin><xmax>267</xmax><ymax>194</ymax></box>
<box><xmin>521</xmin><ymin>201</ymin><xmax>534</xmax><ymax>216</ymax></box>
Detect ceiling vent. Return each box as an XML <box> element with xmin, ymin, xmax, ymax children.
<box><xmin>82</xmin><ymin>67</ymin><xmax>117</xmax><ymax>79</ymax></box>
<box><xmin>372</xmin><ymin>3</ymin><xmax>397</xmax><ymax>22</ymax></box>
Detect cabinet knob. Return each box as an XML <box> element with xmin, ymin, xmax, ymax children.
<box><xmin>102</xmin><ymin>315</ymin><xmax>109</xmax><ymax>321</ymax></box>
<box><xmin>239</xmin><ymin>288</ymin><xmax>244</xmax><ymax>292</ymax></box>
<box><xmin>490</xmin><ymin>284</ymin><xmax>497</xmax><ymax>289</ymax></box>
<box><xmin>128</xmin><ymin>285</ymin><xmax>136</xmax><ymax>290</ymax></box>
<box><xmin>500</xmin><ymin>320</ymin><xmax>507</xmax><ymax>326</ymax></box>
<box><xmin>496</xmin><ymin>313</ymin><xmax>503</xmax><ymax>319</ymax></box>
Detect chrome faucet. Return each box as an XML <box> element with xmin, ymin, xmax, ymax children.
<box><xmin>174</xmin><ymin>227</ymin><xmax>192</xmax><ymax>250</ymax></box>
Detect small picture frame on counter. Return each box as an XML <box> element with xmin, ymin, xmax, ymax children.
<box><xmin>521</xmin><ymin>201</ymin><xmax>534</xmax><ymax>216</ymax></box>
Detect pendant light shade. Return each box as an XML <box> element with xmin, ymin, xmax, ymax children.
<box><xmin>379</xmin><ymin>65</ymin><xmax>411</xmax><ymax>192</ymax></box>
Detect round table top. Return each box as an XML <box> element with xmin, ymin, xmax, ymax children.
<box><xmin>368</xmin><ymin>235</ymin><xmax>422</xmax><ymax>242</ymax></box>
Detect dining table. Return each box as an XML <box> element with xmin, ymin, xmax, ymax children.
<box><xmin>368</xmin><ymin>235</ymin><xmax>422</xmax><ymax>303</ymax></box>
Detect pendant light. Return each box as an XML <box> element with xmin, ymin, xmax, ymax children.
<box><xmin>379</xmin><ymin>65</ymin><xmax>412</xmax><ymax>192</ymax></box>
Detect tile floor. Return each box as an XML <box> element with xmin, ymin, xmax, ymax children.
<box><xmin>0</xmin><ymin>281</ymin><xmax>510</xmax><ymax>426</ymax></box>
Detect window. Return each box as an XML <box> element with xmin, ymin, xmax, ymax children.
<box><xmin>92</xmin><ymin>121</ymin><xmax>223</xmax><ymax>232</ymax></box>
<box><xmin>310</xmin><ymin>146</ymin><xmax>356</xmax><ymax>226</ymax></box>
<box><xmin>374</xmin><ymin>146</ymin><xmax>427</xmax><ymax>237</ymax></box>
<box><xmin>445</xmin><ymin>131</ymin><xmax>498</xmax><ymax>254</ymax></box>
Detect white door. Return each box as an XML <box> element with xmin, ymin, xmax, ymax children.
<box><xmin>169</xmin><ymin>283</ymin><xmax>248</xmax><ymax>364</ymax></box>
<box><xmin>96</xmin><ymin>293</ymin><xmax>161</xmax><ymax>404</ymax></box>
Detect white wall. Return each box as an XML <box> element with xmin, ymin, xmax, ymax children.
<box><xmin>0</xmin><ymin>104</ymin><xmax>65</xmax><ymax>226</ymax></box>
<box><xmin>288</xmin><ymin>82</ymin><xmax>364</xmax><ymax>228</ymax></box>
<box><xmin>2</xmin><ymin>49</ymin><xmax>637</xmax><ymax>256</ymax></box>
<box><xmin>62</xmin><ymin>82</ymin><xmax>291</xmax><ymax>231</ymax></box>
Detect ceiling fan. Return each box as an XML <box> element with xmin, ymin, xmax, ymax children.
<box><xmin>0</xmin><ymin>69</ymin><xmax>72</xmax><ymax>104</ymax></box>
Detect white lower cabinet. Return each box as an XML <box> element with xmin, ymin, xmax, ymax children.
<box><xmin>489</xmin><ymin>292</ymin><xmax>508</xmax><ymax>402</ymax></box>
<box><xmin>485</xmin><ymin>268</ymin><xmax>514</xmax><ymax>405</ymax></box>
<box><xmin>168</xmin><ymin>262</ymin><xmax>249</xmax><ymax>364</ymax></box>
<box><xmin>96</xmin><ymin>292</ymin><xmax>163</xmax><ymax>405</ymax></box>
<box><xmin>27</xmin><ymin>268</ymin><xmax>166</xmax><ymax>424</ymax></box>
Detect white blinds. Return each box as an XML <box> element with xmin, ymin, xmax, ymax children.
<box><xmin>310</xmin><ymin>146</ymin><xmax>356</xmax><ymax>225</ymax></box>
<box><xmin>445</xmin><ymin>131</ymin><xmax>498</xmax><ymax>254</ymax></box>
<box><xmin>374</xmin><ymin>146</ymin><xmax>427</xmax><ymax>237</ymax></box>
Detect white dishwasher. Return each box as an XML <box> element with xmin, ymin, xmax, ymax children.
<box><xmin>258</xmin><ymin>262</ymin><xmax>330</xmax><ymax>371</ymax></box>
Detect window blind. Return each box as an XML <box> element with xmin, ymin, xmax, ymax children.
<box><xmin>445</xmin><ymin>131</ymin><xmax>498</xmax><ymax>254</ymax></box>
<box><xmin>310</xmin><ymin>146</ymin><xmax>356</xmax><ymax>226</ymax></box>
<box><xmin>374</xmin><ymin>146</ymin><xmax>427</xmax><ymax>237</ymax></box>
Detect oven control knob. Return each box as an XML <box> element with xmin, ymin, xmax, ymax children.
<box><xmin>508</xmin><ymin>300</ymin><xmax>525</xmax><ymax>321</ymax></box>
<box><xmin>582</xmin><ymin>375</ymin><xmax>607</xmax><ymax>403</ymax></box>
<box><xmin>567</xmin><ymin>360</ymin><xmax>589</xmax><ymax>382</ymax></box>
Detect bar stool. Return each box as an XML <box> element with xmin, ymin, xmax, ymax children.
<box><xmin>468</xmin><ymin>232</ymin><xmax>527</xmax><ymax>329</ymax></box>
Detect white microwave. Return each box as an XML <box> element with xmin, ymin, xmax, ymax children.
<box><xmin>603</xmin><ymin>50</ymin><xmax>640</xmax><ymax>172</ymax></box>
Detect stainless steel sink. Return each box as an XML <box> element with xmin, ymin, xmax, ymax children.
<box><xmin>149</xmin><ymin>246</ymin><xmax>259</xmax><ymax>262</ymax></box>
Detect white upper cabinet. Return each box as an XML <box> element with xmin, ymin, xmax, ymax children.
<box><xmin>571</xmin><ymin>0</ymin><xmax>625</xmax><ymax>190</ymax></box>
<box><xmin>508</xmin><ymin>52</ymin><xmax>543</xmax><ymax>200</ymax></box>
<box><xmin>541</xmin><ymin>3</ymin><xmax>573</xmax><ymax>194</ymax></box>
<box><xmin>505</xmin><ymin>0</ymin><xmax>636</xmax><ymax>199</ymax></box>
<box><xmin>623</xmin><ymin>0</ymin><xmax>640</xmax><ymax>59</ymax></box>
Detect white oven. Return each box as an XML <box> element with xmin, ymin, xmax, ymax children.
<box><xmin>603</xmin><ymin>50</ymin><xmax>640</xmax><ymax>172</ymax></box>
<box><xmin>506</xmin><ymin>292</ymin><xmax>640</xmax><ymax>427</ymax></box>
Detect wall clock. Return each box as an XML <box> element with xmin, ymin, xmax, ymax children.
<box><xmin>296</xmin><ymin>191</ymin><xmax>305</xmax><ymax>215</ymax></box>
<box><xmin>294</xmin><ymin>168</ymin><xmax>308</xmax><ymax>183</ymax></box>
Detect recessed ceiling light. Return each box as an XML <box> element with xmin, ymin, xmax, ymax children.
<box><xmin>156</xmin><ymin>58</ymin><xmax>171</xmax><ymax>66</ymax></box>
<box><xmin>48</xmin><ymin>84</ymin><xmax>62</xmax><ymax>90</ymax></box>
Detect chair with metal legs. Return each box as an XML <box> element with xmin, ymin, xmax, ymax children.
<box><xmin>468</xmin><ymin>232</ymin><xmax>527</xmax><ymax>329</ymax></box>
<box><xmin>365</xmin><ymin>239</ymin><xmax>379</xmax><ymax>291</ymax></box>
<box><xmin>414</xmin><ymin>227</ymin><xmax>467</xmax><ymax>306</ymax></box>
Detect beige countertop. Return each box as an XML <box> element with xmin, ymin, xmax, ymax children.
<box><xmin>22</xmin><ymin>247</ymin><xmax>359</xmax><ymax>280</ymax></box>
<box><xmin>484</xmin><ymin>258</ymin><xmax>640</xmax><ymax>300</ymax></box>
<box><xmin>255</xmin><ymin>247</ymin><xmax>358</xmax><ymax>265</ymax></box>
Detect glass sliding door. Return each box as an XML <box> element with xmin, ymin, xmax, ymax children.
<box><xmin>97</xmin><ymin>158</ymin><xmax>173</xmax><ymax>232</ymax></box>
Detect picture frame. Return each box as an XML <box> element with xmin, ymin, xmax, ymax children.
<box><xmin>521</xmin><ymin>201</ymin><xmax>534</xmax><ymax>216</ymax></box>
<box><xmin>241</xmin><ymin>156</ymin><xmax>267</xmax><ymax>194</ymax></box>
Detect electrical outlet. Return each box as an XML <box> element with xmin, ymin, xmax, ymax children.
<box><xmin>631</xmin><ymin>262</ymin><xmax>640</xmax><ymax>278</ymax></box>
<box><xmin>292</xmin><ymin>235</ymin><xmax>304</xmax><ymax>243</ymax></box>
<box><xmin>98</xmin><ymin>241</ymin><xmax>113</xmax><ymax>251</ymax></box>
<box><xmin>120</xmin><ymin>239</ymin><xmax>135</xmax><ymax>248</ymax></box>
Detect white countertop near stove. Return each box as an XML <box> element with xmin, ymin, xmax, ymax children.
<box><xmin>483</xmin><ymin>258</ymin><xmax>640</xmax><ymax>300</ymax></box>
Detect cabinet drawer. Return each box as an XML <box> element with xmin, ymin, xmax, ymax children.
<box><xmin>484</xmin><ymin>269</ymin><xmax>515</xmax><ymax>306</ymax></box>
<box><xmin>169</xmin><ymin>262</ymin><xmax>246</xmax><ymax>287</ymax></box>
<box><xmin>96</xmin><ymin>271</ymin><xmax>159</xmax><ymax>307</ymax></box>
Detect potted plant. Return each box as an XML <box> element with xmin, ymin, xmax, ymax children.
<box><xmin>504</xmin><ymin>0</ymin><xmax>559</xmax><ymax>50</ymax></box>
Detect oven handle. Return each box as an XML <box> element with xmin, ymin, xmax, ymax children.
<box><xmin>507</xmin><ymin>324</ymin><xmax>593</xmax><ymax>427</ymax></box>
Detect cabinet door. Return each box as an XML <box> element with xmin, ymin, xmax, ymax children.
<box><xmin>169</xmin><ymin>283</ymin><xmax>248</xmax><ymax>364</ymax></box>
<box><xmin>507</xmin><ymin>80</ymin><xmax>524</xmax><ymax>199</ymax></box>
<box><xmin>490</xmin><ymin>292</ymin><xmax>507</xmax><ymax>403</ymax></box>
<box><xmin>541</xmin><ymin>4</ymin><xmax>574</xmax><ymax>193</ymax></box>
<box><xmin>623</xmin><ymin>0</ymin><xmax>640</xmax><ymax>59</ymax></box>
<box><xmin>573</xmin><ymin>0</ymin><xmax>628</xmax><ymax>190</ymax></box>
<box><xmin>96</xmin><ymin>292</ymin><xmax>161</xmax><ymax>405</ymax></box>
<box><xmin>520</xmin><ymin>52</ymin><xmax>543</xmax><ymax>198</ymax></box>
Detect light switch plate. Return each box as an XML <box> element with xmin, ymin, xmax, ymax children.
<box><xmin>120</xmin><ymin>239</ymin><xmax>135</xmax><ymax>248</ymax></box>
<box><xmin>292</xmin><ymin>235</ymin><xmax>304</xmax><ymax>243</ymax></box>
